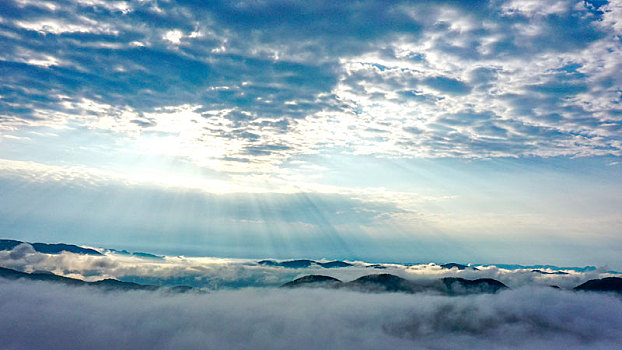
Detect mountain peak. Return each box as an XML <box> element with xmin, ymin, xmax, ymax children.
<box><xmin>281</xmin><ymin>275</ymin><xmax>342</xmax><ymax>288</ymax></box>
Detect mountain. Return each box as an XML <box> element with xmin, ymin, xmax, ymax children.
<box><xmin>258</xmin><ymin>259</ymin><xmax>353</xmax><ymax>269</ymax></box>
<box><xmin>258</xmin><ymin>259</ymin><xmax>314</xmax><ymax>268</ymax></box>
<box><xmin>366</xmin><ymin>264</ymin><xmax>387</xmax><ymax>269</ymax></box>
<box><xmin>344</xmin><ymin>274</ymin><xmax>423</xmax><ymax>293</ymax></box>
<box><xmin>441</xmin><ymin>277</ymin><xmax>508</xmax><ymax>295</ymax></box>
<box><xmin>0</xmin><ymin>266</ymin><xmax>84</xmax><ymax>286</ymax></box>
<box><xmin>318</xmin><ymin>261</ymin><xmax>353</xmax><ymax>268</ymax></box>
<box><xmin>109</xmin><ymin>249</ymin><xmax>164</xmax><ymax>259</ymax></box>
<box><xmin>279</xmin><ymin>259</ymin><xmax>315</xmax><ymax>268</ymax></box>
<box><xmin>279</xmin><ymin>273</ymin><xmax>510</xmax><ymax>296</ymax></box>
<box><xmin>440</xmin><ymin>263</ymin><xmax>479</xmax><ymax>271</ymax></box>
<box><xmin>258</xmin><ymin>260</ymin><xmax>280</xmax><ymax>266</ymax></box>
<box><xmin>574</xmin><ymin>277</ymin><xmax>622</xmax><ymax>293</ymax></box>
<box><xmin>0</xmin><ymin>266</ymin><xmax>188</xmax><ymax>292</ymax></box>
<box><xmin>0</xmin><ymin>239</ymin><xmax>22</xmax><ymax>251</ymax></box>
<box><xmin>90</xmin><ymin>278</ymin><xmax>159</xmax><ymax>291</ymax></box>
<box><xmin>0</xmin><ymin>239</ymin><xmax>102</xmax><ymax>255</ymax></box>
<box><xmin>281</xmin><ymin>275</ymin><xmax>342</xmax><ymax>288</ymax></box>
<box><xmin>131</xmin><ymin>252</ymin><xmax>164</xmax><ymax>260</ymax></box>
<box><xmin>491</xmin><ymin>264</ymin><xmax>598</xmax><ymax>272</ymax></box>
<box><xmin>31</xmin><ymin>242</ymin><xmax>102</xmax><ymax>255</ymax></box>
<box><xmin>531</xmin><ymin>269</ymin><xmax>568</xmax><ymax>275</ymax></box>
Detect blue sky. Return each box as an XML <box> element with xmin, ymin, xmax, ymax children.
<box><xmin>0</xmin><ymin>0</ymin><xmax>620</xmax><ymax>267</ymax></box>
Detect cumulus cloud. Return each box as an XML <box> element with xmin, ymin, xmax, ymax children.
<box><xmin>1</xmin><ymin>0</ymin><xmax>621</xmax><ymax>274</ymax></box>
<box><xmin>0</xmin><ymin>279</ymin><xmax>621</xmax><ymax>350</ymax></box>
<box><xmin>0</xmin><ymin>0</ymin><xmax>620</xmax><ymax>168</ymax></box>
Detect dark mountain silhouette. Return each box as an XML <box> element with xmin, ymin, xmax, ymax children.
<box><xmin>574</xmin><ymin>277</ymin><xmax>622</xmax><ymax>293</ymax></box>
<box><xmin>258</xmin><ymin>260</ymin><xmax>280</xmax><ymax>266</ymax></box>
<box><xmin>0</xmin><ymin>239</ymin><xmax>22</xmax><ymax>251</ymax></box>
<box><xmin>440</xmin><ymin>263</ymin><xmax>479</xmax><ymax>271</ymax></box>
<box><xmin>344</xmin><ymin>274</ymin><xmax>423</xmax><ymax>293</ymax></box>
<box><xmin>109</xmin><ymin>248</ymin><xmax>164</xmax><ymax>259</ymax></box>
<box><xmin>131</xmin><ymin>252</ymin><xmax>164</xmax><ymax>259</ymax></box>
<box><xmin>258</xmin><ymin>259</ymin><xmax>352</xmax><ymax>269</ymax></box>
<box><xmin>491</xmin><ymin>264</ymin><xmax>598</xmax><ymax>272</ymax></box>
<box><xmin>280</xmin><ymin>273</ymin><xmax>510</xmax><ymax>295</ymax></box>
<box><xmin>532</xmin><ymin>269</ymin><xmax>568</xmax><ymax>275</ymax></box>
<box><xmin>31</xmin><ymin>242</ymin><xmax>102</xmax><ymax>255</ymax></box>
<box><xmin>318</xmin><ymin>261</ymin><xmax>353</xmax><ymax>268</ymax></box>
<box><xmin>258</xmin><ymin>259</ymin><xmax>314</xmax><ymax>268</ymax></box>
<box><xmin>90</xmin><ymin>278</ymin><xmax>159</xmax><ymax>291</ymax></box>
<box><xmin>366</xmin><ymin>264</ymin><xmax>387</xmax><ymax>269</ymax></box>
<box><xmin>0</xmin><ymin>266</ymin><xmax>84</xmax><ymax>286</ymax></box>
<box><xmin>0</xmin><ymin>266</ymin><xmax>189</xmax><ymax>292</ymax></box>
<box><xmin>441</xmin><ymin>277</ymin><xmax>508</xmax><ymax>295</ymax></box>
<box><xmin>0</xmin><ymin>239</ymin><xmax>102</xmax><ymax>255</ymax></box>
<box><xmin>280</xmin><ymin>260</ymin><xmax>316</xmax><ymax>268</ymax></box>
<box><xmin>281</xmin><ymin>275</ymin><xmax>343</xmax><ymax>288</ymax></box>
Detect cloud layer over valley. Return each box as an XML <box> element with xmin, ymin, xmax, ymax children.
<box><xmin>1</xmin><ymin>242</ymin><xmax>617</xmax><ymax>290</ymax></box>
<box><xmin>1</xmin><ymin>278</ymin><xmax>621</xmax><ymax>350</ymax></box>
<box><xmin>2</xmin><ymin>241</ymin><xmax>621</xmax><ymax>349</ymax></box>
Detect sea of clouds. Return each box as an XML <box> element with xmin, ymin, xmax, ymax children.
<box><xmin>1</xmin><ymin>243</ymin><xmax>622</xmax><ymax>349</ymax></box>
<box><xmin>0</xmin><ymin>242</ymin><xmax>617</xmax><ymax>289</ymax></box>
<box><xmin>1</xmin><ymin>279</ymin><xmax>621</xmax><ymax>350</ymax></box>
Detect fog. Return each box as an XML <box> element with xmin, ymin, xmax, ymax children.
<box><xmin>0</xmin><ymin>279</ymin><xmax>620</xmax><ymax>350</ymax></box>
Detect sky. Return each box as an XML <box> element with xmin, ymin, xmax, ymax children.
<box><xmin>0</xmin><ymin>0</ymin><xmax>621</xmax><ymax>267</ymax></box>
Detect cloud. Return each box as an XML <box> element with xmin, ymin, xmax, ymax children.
<box><xmin>0</xmin><ymin>0</ymin><xmax>620</xmax><ymax>169</ymax></box>
<box><xmin>0</xmin><ymin>279</ymin><xmax>621</xmax><ymax>349</ymax></box>
<box><xmin>0</xmin><ymin>243</ymin><xmax>616</xmax><ymax>290</ymax></box>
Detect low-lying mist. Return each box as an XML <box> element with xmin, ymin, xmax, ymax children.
<box><xmin>1</xmin><ymin>279</ymin><xmax>621</xmax><ymax>350</ymax></box>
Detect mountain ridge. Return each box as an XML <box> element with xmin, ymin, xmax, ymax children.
<box><xmin>1</xmin><ymin>239</ymin><xmax>102</xmax><ymax>255</ymax></box>
<box><xmin>0</xmin><ymin>266</ymin><xmax>190</xmax><ymax>292</ymax></box>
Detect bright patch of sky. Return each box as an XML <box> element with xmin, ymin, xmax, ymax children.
<box><xmin>0</xmin><ymin>0</ymin><xmax>620</xmax><ymax>266</ymax></box>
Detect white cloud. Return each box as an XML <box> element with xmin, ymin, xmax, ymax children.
<box><xmin>14</xmin><ymin>19</ymin><xmax>118</xmax><ymax>35</ymax></box>
<box><xmin>1</xmin><ymin>0</ymin><xmax>620</xmax><ymax>166</ymax></box>
<box><xmin>0</xmin><ymin>279</ymin><xmax>621</xmax><ymax>349</ymax></box>
<box><xmin>164</xmin><ymin>30</ymin><xmax>184</xmax><ymax>45</ymax></box>
<box><xmin>0</xmin><ymin>245</ymin><xmax>616</xmax><ymax>290</ymax></box>
<box><xmin>500</xmin><ymin>0</ymin><xmax>573</xmax><ymax>16</ymax></box>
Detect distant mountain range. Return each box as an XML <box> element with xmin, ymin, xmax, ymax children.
<box><xmin>282</xmin><ymin>273</ymin><xmax>508</xmax><ymax>295</ymax></box>
<box><xmin>2</xmin><ymin>238</ymin><xmax>621</xmax><ymax>295</ymax></box>
<box><xmin>2</xmin><ymin>238</ymin><xmax>608</xmax><ymax>274</ymax></box>
<box><xmin>487</xmin><ymin>264</ymin><xmax>598</xmax><ymax>272</ymax></box>
<box><xmin>282</xmin><ymin>274</ymin><xmax>622</xmax><ymax>295</ymax></box>
<box><xmin>439</xmin><ymin>263</ymin><xmax>479</xmax><ymax>271</ymax></box>
<box><xmin>531</xmin><ymin>269</ymin><xmax>569</xmax><ymax>275</ymax></box>
<box><xmin>258</xmin><ymin>259</ymin><xmax>353</xmax><ymax>268</ymax></box>
<box><xmin>0</xmin><ymin>239</ymin><xmax>102</xmax><ymax>255</ymax></box>
<box><xmin>0</xmin><ymin>239</ymin><xmax>165</xmax><ymax>259</ymax></box>
<box><xmin>257</xmin><ymin>260</ymin><xmax>479</xmax><ymax>271</ymax></box>
<box><xmin>0</xmin><ymin>265</ymin><xmax>192</xmax><ymax>292</ymax></box>
<box><xmin>2</xmin><ymin>263</ymin><xmax>621</xmax><ymax>295</ymax></box>
<box><xmin>108</xmin><ymin>248</ymin><xmax>165</xmax><ymax>259</ymax></box>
